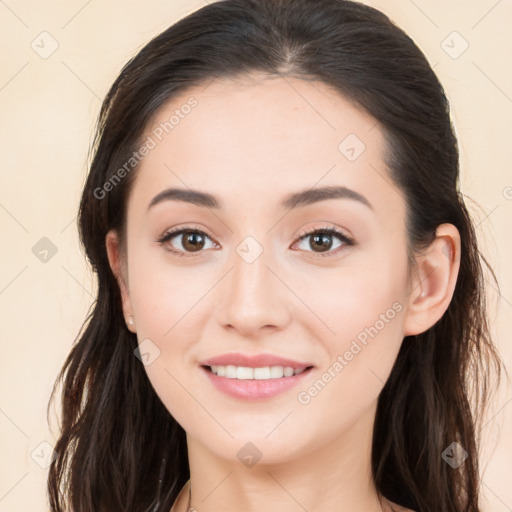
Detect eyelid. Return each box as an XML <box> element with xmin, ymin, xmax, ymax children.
<box><xmin>156</xmin><ymin>223</ymin><xmax>354</xmax><ymax>257</ymax></box>
<box><xmin>291</xmin><ymin>225</ymin><xmax>354</xmax><ymax>258</ymax></box>
<box><xmin>156</xmin><ymin>223</ymin><xmax>215</xmax><ymax>242</ymax></box>
<box><xmin>294</xmin><ymin>224</ymin><xmax>354</xmax><ymax>244</ymax></box>
<box><xmin>155</xmin><ymin>224</ymin><xmax>219</xmax><ymax>256</ymax></box>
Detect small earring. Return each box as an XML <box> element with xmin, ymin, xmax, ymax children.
<box><xmin>127</xmin><ymin>315</ymin><xmax>135</xmax><ymax>327</ymax></box>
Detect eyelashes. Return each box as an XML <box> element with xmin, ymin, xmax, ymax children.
<box><xmin>293</xmin><ymin>227</ymin><xmax>354</xmax><ymax>257</ymax></box>
<box><xmin>156</xmin><ymin>227</ymin><xmax>217</xmax><ymax>257</ymax></box>
<box><xmin>155</xmin><ymin>225</ymin><xmax>355</xmax><ymax>258</ymax></box>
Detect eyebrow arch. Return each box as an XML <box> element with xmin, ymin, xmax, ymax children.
<box><xmin>148</xmin><ymin>188</ymin><xmax>220</xmax><ymax>210</ymax></box>
<box><xmin>147</xmin><ymin>185</ymin><xmax>373</xmax><ymax>211</ymax></box>
<box><xmin>282</xmin><ymin>185</ymin><xmax>373</xmax><ymax>211</ymax></box>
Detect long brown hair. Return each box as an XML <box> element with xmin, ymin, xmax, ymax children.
<box><xmin>47</xmin><ymin>1</ymin><xmax>502</xmax><ymax>510</ymax></box>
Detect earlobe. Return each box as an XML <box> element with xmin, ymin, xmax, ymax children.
<box><xmin>403</xmin><ymin>223</ymin><xmax>461</xmax><ymax>336</ymax></box>
<box><xmin>105</xmin><ymin>230</ymin><xmax>136</xmax><ymax>332</ymax></box>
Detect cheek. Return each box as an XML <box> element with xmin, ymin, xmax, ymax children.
<box><xmin>290</xmin><ymin>249</ymin><xmax>409</xmax><ymax>346</ymax></box>
<box><xmin>127</xmin><ymin>246</ymin><xmax>213</xmax><ymax>340</ymax></box>
<box><xmin>291</xmin><ymin>248</ymin><xmax>409</xmax><ymax>406</ymax></box>
<box><xmin>290</xmin><ymin>276</ymin><xmax>407</xmax><ymax>447</ymax></box>
<box><xmin>125</xmin><ymin>250</ymin><xmax>215</xmax><ymax>427</ymax></box>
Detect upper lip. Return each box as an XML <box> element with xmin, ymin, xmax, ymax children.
<box><xmin>200</xmin><ymin>352</ymin><xmax>315</xmax><ymax>370</ymax></box>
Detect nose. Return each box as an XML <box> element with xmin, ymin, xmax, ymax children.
<box><xmin>215</xmin><ymin>240</ymin><xmax>291</xmax><ymax>338</ymax></box>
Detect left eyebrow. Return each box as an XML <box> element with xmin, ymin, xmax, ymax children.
<box><xmin>281</xmin><ymin>185</ymin><xmax>373</xmax><ymax>211</ymax></box>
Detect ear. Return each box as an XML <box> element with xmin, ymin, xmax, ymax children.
<box><xmin>403</xmin><ymin>223</ymin><xmax>461</xmax><ymax>336</ymax></box>
<box><xmin>105</xmin><ymin>229</ymin><xmax>136</xmax><ymax>333</ymax></box>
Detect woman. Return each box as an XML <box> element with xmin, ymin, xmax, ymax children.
<box><xmin>47</xmin><ymin>0</ymin><xmax>502</xmax><ymax>511</ymax></box>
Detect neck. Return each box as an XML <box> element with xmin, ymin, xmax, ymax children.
<box><xmin>178</xmin><ymin>402</ymin><xmax>390</xmax><ymax>512</ymax></box>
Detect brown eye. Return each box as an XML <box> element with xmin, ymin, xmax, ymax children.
<box><xmin>181</xmin><ymin>231</ymin><xmax>206</xmax><ymax>252</ymax></box>
<box><xmin>309</xmin><ymin>232</ymin><xmax>335</xmax><ymax>252</ymax></box>
<box><xmin>157</xmin><ymin>228</ymin><xmax>216</xmax><ymax>256</ymax></box>
<box><xmin>293</xmin><ymin>227</ymin><xmax>354</xmax><ymax>257</ymax></box>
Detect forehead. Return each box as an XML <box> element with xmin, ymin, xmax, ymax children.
<box><xmin>129</xmin><ymin>73</ymin><xmax>398</xmax><ymax>218</ymax></box>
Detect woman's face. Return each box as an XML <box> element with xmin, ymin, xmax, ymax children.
<box><xmin>108</xmin><ymin>74</ymin><xmax>423</xmax><ymax>464</ymax></box>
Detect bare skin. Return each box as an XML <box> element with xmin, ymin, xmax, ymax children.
<box><xmin>106</xmin><ymin>73</ymin><xmax>460</xmax><ymax>512</ymax></box>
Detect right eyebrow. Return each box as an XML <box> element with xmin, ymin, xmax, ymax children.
<box><xmin>147</xmin><ymin>188</ymin><xmax>220</xmax><ymax>211</ymax></box>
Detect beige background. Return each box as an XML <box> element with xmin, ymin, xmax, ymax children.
<box><xmin>0</xmin><ymin>1</ymin><xmax>510</xmax><ymax>510</ymax></box>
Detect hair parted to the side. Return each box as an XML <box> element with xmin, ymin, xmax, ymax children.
<box><xmin>47</xmin><ymin>1</ymin><xmax>502</xmax><ymax>511</ymax></box>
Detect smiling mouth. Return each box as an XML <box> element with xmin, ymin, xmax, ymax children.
<box><xmin>202</xmin><ymin>364</ymin><xmax>314</xmax><ymax>380</ymax></box>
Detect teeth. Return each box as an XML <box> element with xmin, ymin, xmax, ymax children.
<box><xmin>209</xmin><ymin>365</ymin><xmax>307</xmax><ymax>379</ymax></box>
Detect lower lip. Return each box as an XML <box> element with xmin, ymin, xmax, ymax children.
<box><xmin>200</xmin><ymin>366</ymin><xmax>314</xmax><ymax>400</ymax></box>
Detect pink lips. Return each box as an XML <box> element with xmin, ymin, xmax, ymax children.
<box><xmin>200</xmin><ymin>352</ymin><xmax>313</xmax><ymax>370</ymax></box>
<box><xmin>199</xmin><ymin>352</ymin><xmax>315</xmax><ymax>401</ymax></box>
